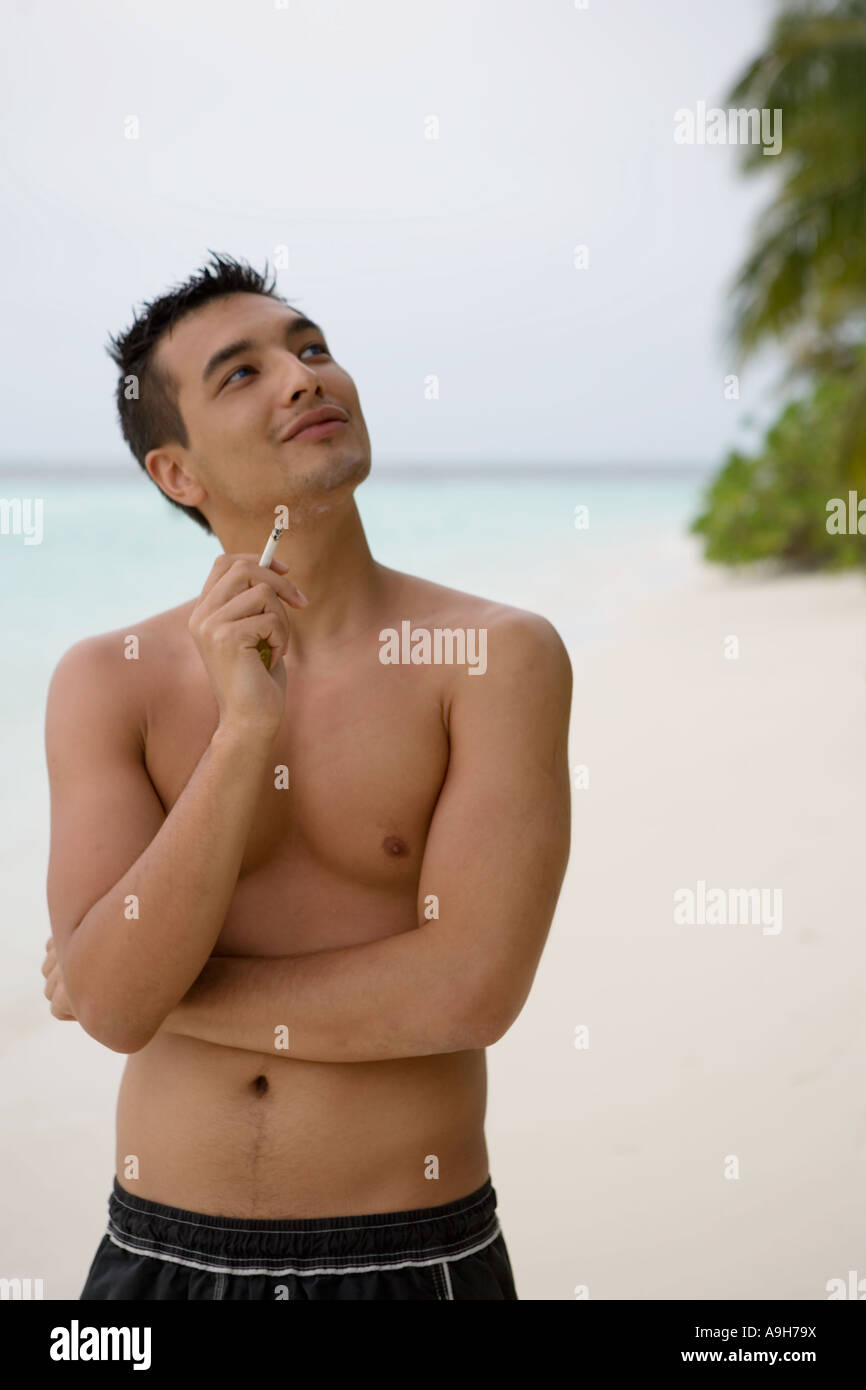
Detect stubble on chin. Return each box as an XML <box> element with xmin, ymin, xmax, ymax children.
<box><xmin>287</xmin><ymin>451</ymin><xmax>372</xmax><ymax>521</ymax></box>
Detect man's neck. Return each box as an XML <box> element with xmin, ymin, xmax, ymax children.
<box><xmin>215</xmin><ymin>496</ymin><xmax>383</xmax><ymax>662</ymax></box>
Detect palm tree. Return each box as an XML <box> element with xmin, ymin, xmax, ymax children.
<box><xmin>724</xmin><ymin>0</ymin><xmax>866</xmax><ymax>487</ymax></box>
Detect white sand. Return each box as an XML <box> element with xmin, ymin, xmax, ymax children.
<box><xmin>491</xmin><ymin>542</ymin><xmax>866</xmax><ymax>1299</ymax></box>
<box><xmin>4</xmin><ymin>536</ymin><xmax>864</xmax><ymax>1300</ymax></box>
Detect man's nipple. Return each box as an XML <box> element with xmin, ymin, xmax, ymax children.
<box><xmin>383</xmin><ymin>835</ymin><xmax>409</xmax><ymax>857</ymax></box>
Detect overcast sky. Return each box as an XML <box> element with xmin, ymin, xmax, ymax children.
<box><xmin>1</xmin><ymin>0</ymin><xmax>784</xmax><ymax>470</ymax></box>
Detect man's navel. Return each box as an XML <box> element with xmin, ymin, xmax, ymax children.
<box><xmin>251</xmin><ymin>1074</ymin><xmax>269</xmax><ymax>1096</ymax></box>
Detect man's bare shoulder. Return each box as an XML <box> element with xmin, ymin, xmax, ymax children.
<box><xmin>53</xmin><ymin>600</ymin><xmax>195</xmax><ymax>669</ymax></box>
<box><xmin>47</xmin><ymin>600</ymin><xmax>196</xmax><ymax>730</ymax></box>
<box><xmin>383</xmin><ymin>566</ymin><xmax>571</xmax><ymax>667</ymax></box>
<box><xmin>381</xmin><ymin>565</ymin><xmax>572</xmax><ymax>725</ymax></box>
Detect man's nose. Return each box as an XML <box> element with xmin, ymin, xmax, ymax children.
<box><xmin>276</xmin><ymin>353</ymin><xmax>323</xmax><ymax>403</ymax></box>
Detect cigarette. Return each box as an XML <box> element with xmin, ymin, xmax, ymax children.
<box><xmin>255</xmin><ymin>525</ymin><xmax>284</xmax><ymax>670</ymax></box>
<box><xmin>258</xmin><ymin>524</ymin><xmax>284</xmax><ymax>568</ymax></box>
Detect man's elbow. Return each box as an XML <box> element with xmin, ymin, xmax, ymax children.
<box><xmin>474</xmin><ymin>1005</ymin><xmax>517</xmax><ymax>1049</ymax></box>
<box><xmin>76</xmin><ymin>999</ymin><xmax>156</xmax><ymax>1055</ymax></box>
<box><xmin>470</xmin><ymin>965</ymin><xmax>538</xmax><ymax>1047</ymax></box>
<box><xmin>62</xmin><ymin>943</ymin><xmax>156</xmax><ymax>1053</ymax></box>
<box><xmin>456</xmin><ymin>987</ymin><xmax>516</xmax><ymax>1051</ymax></box>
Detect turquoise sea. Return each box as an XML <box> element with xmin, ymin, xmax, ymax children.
<box><xmin>0</xmin><ymin>467</ymin><xmax>708</xmax><ymax>657</ymax></box>
<box><xmin>0</xmin><ymin>465</ymin><xmax>711</xmax><ymax>740</ymax></box>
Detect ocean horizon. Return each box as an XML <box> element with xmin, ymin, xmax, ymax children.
<box><xmin>0</xmin><ymin>467</ymin><xmax>710</xmax><ymax>651</ymax></box>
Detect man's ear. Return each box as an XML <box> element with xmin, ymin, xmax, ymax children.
<box><xmin>145</xmin><ymin>447</ymin><xmax>207</xmax><ymax>512</ymax></box>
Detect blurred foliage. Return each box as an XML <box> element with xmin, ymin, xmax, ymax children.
<box><xmin>693</xmin><ymin>0</ymin><xmax>866</xmax><ymax>567</ymax></box>
<box><xmin>691</xmin><ymin>361</ymin><xmax>866</xmax><ymax>567</ymax></box>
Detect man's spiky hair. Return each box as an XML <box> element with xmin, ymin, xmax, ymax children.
<box><xmin>106</xmin><ymin>251</ymin><xmax>292</xmax><ymax>534</ymax></box>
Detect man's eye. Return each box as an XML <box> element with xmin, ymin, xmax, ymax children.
<box><xmin>222</xmin><ymin>345</ymin><xmax>328</xmax><ymax>388</ymax></box>
<box><xmin>224</xmin><ymin>364</ymin><xmax>255</xmax><ymax>387</ymax></box>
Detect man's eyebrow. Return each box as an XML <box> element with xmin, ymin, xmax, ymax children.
<box><xmin>201</xmin><ymin>315</ymin><xmax>324</xmax><ymax>385</ymax></box>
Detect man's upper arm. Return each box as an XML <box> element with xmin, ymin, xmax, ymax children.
<box><xmin>416</xmin><ymin>611</ymin><xmax>572</xmax><ymax>1046</ymax></box>
<box><xmin>44</xmin><ymin>637</ymin><xmax>166</xmax><ymax>996</ymax></box>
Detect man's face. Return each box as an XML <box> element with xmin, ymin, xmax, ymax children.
<box><xmin>149</xmin><ymin>293</ymin><xmax>371</xmax><ymax>525</ymax></box>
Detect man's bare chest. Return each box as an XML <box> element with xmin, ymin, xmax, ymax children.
<box><xmin>140</xmin><ymin>642</ymin><xmax>451</xmax><ymax>950</ymax></box>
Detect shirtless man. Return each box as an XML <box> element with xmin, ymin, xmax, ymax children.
<box><xmin>41</xmin><ymin>253</ymin><xmax>572</xmax><ymax>1301</ymax></box>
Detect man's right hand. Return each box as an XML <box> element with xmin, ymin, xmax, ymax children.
<box><xmin>188</xmin><ymin>553</ymin><xmax>309</xmax><ymax>741</ymax></box>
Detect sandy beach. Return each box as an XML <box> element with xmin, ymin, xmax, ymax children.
<box><xmin>492</xmin><ymin>543</ymin><xmax>866</xmax><ymax>1300</ymax></box>
<box><xmin>3</xmin><ymin>535</ymin><xmax>864</xmax><ymax>1300</ymax></box>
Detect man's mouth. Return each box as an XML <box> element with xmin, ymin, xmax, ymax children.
<box><xmin>279</xmin><ymin>405</ymin><xmax>349</xmax><ymax>443</ymax></box>
<box><xmin>288</xmin><ymin>418</ymin><xmax>348</xmax><ymax>443</ymax></box>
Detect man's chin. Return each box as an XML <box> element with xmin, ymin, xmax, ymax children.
<box><xmin>280</xmin><ymin>451</ymin><xmax>372</xmax><ymax>518</ymax></box>
<box><xmin>321</xmin><ymin>449</ymin><xmax>371</xmax><ymax>490</ymax></box>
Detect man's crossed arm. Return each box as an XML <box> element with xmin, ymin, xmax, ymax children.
<box><xmin>46</xmin><ymin>612</ymin><xmax>572</xmax><ymax>1064</ymax></box>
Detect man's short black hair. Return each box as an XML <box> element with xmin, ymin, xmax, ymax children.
<box><xmin>106</xmin><ymin>251</ymin><xmax>295</xmax><ymax>535</ymax></box>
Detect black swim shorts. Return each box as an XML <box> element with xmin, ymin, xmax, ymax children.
<box><xmin>80</xmin><ymin>1175</ymin><xmax>518</xmax><ymax>1300</ymax></box>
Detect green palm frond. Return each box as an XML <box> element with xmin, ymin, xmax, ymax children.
<box><xmin>836</xmin><ymin>354</ymin><xmax>866</xmax><ymax>488</ymax></box>
<box><xmin>696</xmin><ymin>1</ymin><xmax>866</xmax><ymax>569</ymax></box>
<box><xmin>724</xmin><ymin>2</ymin><xmax>866</xmax><ymax>355</ymax></box>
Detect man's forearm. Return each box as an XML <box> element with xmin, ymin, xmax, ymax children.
<box><xmin>64</xmin><ymin>724</ymin><xmax>275</xmax><ymax>1053</ymax></box>
<box><xmin>160</xmin><ymin>928</ymin><xmax>488</xmax><ymax>1063</ymax></box>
